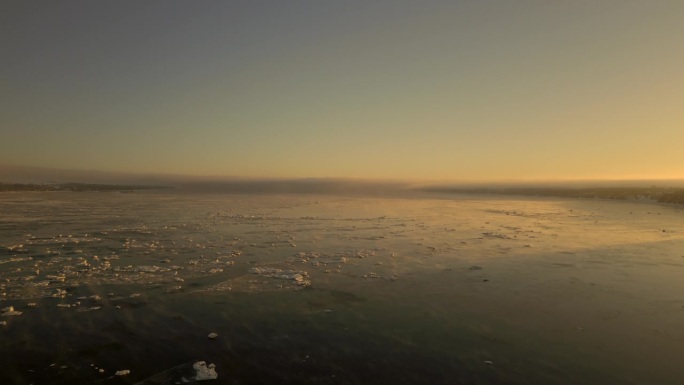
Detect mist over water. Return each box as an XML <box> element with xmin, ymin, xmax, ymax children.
<box><xmin>1</xmin><ymin>190</ymin><xmax>683</xmax><ymax>384</ymax></box>
<box><xmin>4</xmin><ymin>164</ymin><xmax>684</xmax><ymax>195</ymax></box>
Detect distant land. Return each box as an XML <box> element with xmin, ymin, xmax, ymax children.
<box><xmin>0</xmin><ymin>183</ymin><xmax>169</xmax><ymax>192</ymax></box>
<box><xmin>421</xmin><ymin>186</ymin><xmax>684</xmax><ymax>205</ymax></box>
<box><xmin>2</xmin><ymin>164</ymin><xmax>684</xmax><ymax>204</ymax></box>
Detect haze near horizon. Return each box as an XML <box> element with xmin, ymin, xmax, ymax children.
<box><xmin>2</xmin><ymin>1</ymin><xmax>683</xmax><ymax>181</ymax></box>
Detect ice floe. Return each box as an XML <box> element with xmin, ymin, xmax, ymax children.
<box><xmin>248</xmin><ymin>267</ymin><xmax>310</xmax><ymax>285</ymax></box>
<box><xmin>1</xmin><ymin>306</ymin><xmax>23</xmax><ymax>316</ymax></box>
<box><xmin>193</xmin><ymin>361</ymin><xmax>218</xmax><ymax>381</ymax></box>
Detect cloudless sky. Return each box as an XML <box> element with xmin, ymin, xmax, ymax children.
<box><xmin>2</xmin><ymin>0</ymin><xmax>683</xmax><ymax>181</ymax></box>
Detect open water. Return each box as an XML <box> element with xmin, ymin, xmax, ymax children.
<box><xmin>1</xmin><ymin>191</ymin><xmax>683</xmax><ymax>384</ymax></box>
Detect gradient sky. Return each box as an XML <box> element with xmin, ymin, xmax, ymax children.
<box><xmin>2</xmin><ymin>1</ymin><xmax>683</xmax><ymax>182</ymax></box>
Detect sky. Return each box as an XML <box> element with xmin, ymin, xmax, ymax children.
<box><xmin>2</xmin><ymin>1</ymin><xmax>683</xmax><ymax>182</ymax></box>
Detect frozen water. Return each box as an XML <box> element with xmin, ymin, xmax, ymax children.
<box><xmin>1</xmin><ymin>192</ymin><xmax>684</xmax><ymax>384</ymax></box>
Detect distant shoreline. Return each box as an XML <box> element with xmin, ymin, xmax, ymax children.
<box><xmin>420</xmin><ymin>186</ymin><xmax>684</xmax><ymax>205</ymax></box>
<box><xmin>0</xmin><ymin>182</ymin><xmax>171</xmax><ymax>192</ymax></box>
<box><xmin>2</xmin><ymin>182</ymin><xmax>684</xmax><ymax>205</ymax></box>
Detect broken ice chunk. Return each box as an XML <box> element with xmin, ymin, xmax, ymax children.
<box><xmin>193</xmin><ymin>361</ymin><xmax>217</xmax><ymax>381</ymax></box>
<box><xmin>165</xmin><ymin>285</ymin><xmax>182</xmax><ymax>293</ymax></box>
<box><xmin>1</xmin><ymin>306</ymin><xmax>23</xmax><ymax>316</ymax></box>
<box><xmin>207</xmin><ymin>332</ymin><xmax>218</xmax><ymax>339</ymax></box>
<box><xmin>248</xmin><ymin>267</ymin><xmax>309</xmax><ymax>285</ymax></box>
<box><xmin>115</xmin><ymin>369</ymin><xmax>130</xmax><ymax>376</ymax></box>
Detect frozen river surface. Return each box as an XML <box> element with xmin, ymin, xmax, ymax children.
<box><xmin>1</xmin><ymin>191</ymin><xmax>683</xmax><ymax>384</ymax></box>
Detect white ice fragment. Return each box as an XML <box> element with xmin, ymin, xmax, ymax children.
<box><xmin>115</xmin><ymin>369</ymin><xmax>130</xmax><ymax>376</ymax></box>
<box><xmin>248</xmin><ymin>267</ymin><xmax>308</xmax><ymax>282</ymax></box>
<box><xmin>2</xmin><ymin>306</ymin><xmax>23</xmax><ymax>316</ymax></box>
<box><xmin>98</xmin><ymin>369</ymin><xmax>104</xmax><ymax>374</ymax></box>
<box><xmin>207</xmin><ymin>332</ymin><xmax>218</xmax><ymax>339</ymax></box>
<box><xmin>193</xmin><ymin>361</ymin><xmax>218</xmax><ymax>381</ymax></box>
<box><xmin>48</xmin><ymin>276</ymin><xmax>66</xmax><ymax>285</ymax></box>
<box><xmin>165</xmin><ymin>286</ymin><xmax>182</xmax><ymax>293</ymax></box>
<box><xmin>0</xmin><ymin>321</ymin><xmax>7</xmax><ymax>326</ymax></box>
